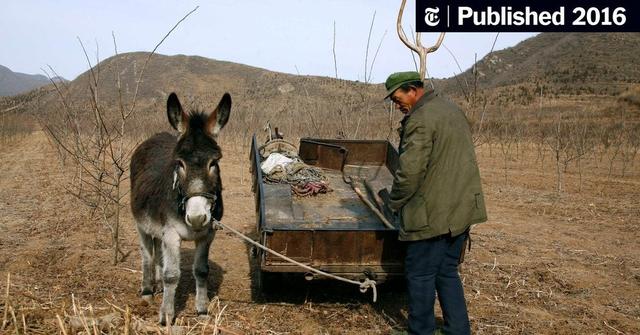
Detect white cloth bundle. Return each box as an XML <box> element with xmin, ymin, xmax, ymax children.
<box><xmin>260</xmin><ymin>152</ymin><xmax>294</xmax><ymax>174</ymax></box>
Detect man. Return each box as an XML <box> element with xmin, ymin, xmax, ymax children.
<box><xmin>385</xmin><ymin>71</ymin><xmax>487</xmax><ymax>335</ymax></box>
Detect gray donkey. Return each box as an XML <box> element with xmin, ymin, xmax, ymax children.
<box><xmin>130</xmin><ymin>92</ymin><xmax>231</xmax><ymax>324</ymax></box>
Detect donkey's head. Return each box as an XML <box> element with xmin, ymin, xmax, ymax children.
<box><xmin>167</xmin><ymin>92</ymin><xmax>231</xmax><ymax>231</ymax></box>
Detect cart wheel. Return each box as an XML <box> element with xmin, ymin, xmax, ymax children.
<box><xmin>257</xmin><ymin>270</ymin><xmax>281</xmax><ymax>294</ymax></box>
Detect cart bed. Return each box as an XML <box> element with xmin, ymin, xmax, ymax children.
<box><xmin>252</xmin><ymin>137</ymin><xmax>404</xmax><ymax>282</ymax></box>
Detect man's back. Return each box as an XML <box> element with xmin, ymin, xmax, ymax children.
<box><xmin>393</xmin><ymin>92</ymin><xmax>487</xmax><ymax>241</ymax></box>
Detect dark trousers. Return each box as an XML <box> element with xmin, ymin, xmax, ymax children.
<box><xmin>405</xmin><ymin>232</ymin><xmax>470</xmax><ymax>335</ymax></box>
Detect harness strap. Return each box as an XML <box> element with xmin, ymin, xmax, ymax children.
<box><xmin>179</xmin><ymin>192</ymin><xmax>217</xmax><ymax>214</ymax></box>
<box><xmin>172</xmin><ymin>169</ymin><xmax>220</xmax><ymax>220</ymax></box>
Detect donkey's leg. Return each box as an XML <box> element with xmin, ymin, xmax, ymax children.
<box><xmin>159</xmin><ymin>230</ymin><xmax>181</xmax><ymax>325</ymax></box>
<box><xmin>136</xmin><ymin>227</ymin><xmax>155</xmax><ymax>302</ymax></box>
<box><xmin>193</xmin><ymin>230</ymin><xmax>215</xmax><ymax>315</ymax></box>
<box><xmin>153</xmin><ymin>237</ymin><xmax>163</xmax><ymax>293</ymax></box>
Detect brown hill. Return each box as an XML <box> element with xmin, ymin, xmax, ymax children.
<box><xmin>62</xmin><ymin>51</ymin><xmax>386</xmax><ymax>110</ymax></box>
<box><xmin>8</xmin><ymin>32</ymin><xmax>639</xmax><ymax>141</ymax></box>
<box><xmin>45</xmin><ymin>52</ymin><xmax>389</xmax><ymax>139</ymax></box>
<box><xmin>439</xmin><ymin>33</ymin><xmax>640</xmax><ymax>102</ymax></box>
<box><xmin>0</xmin><ymin>64</ymin><xmax>58</xmax><ymax>97</ymax></box>
<box><xmin>43</xmin><ymin>33</ymin><xmax>640</xmax><ymax>116</ymax></box>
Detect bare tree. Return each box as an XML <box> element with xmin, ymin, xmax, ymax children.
<box><xmin>567</xmin><ymin>111</ymin><xmax>596</xmax><ymax>192</ymax></box>
<box><xmin>604</xmin><ymin>122</ymin><xmax>625</xmax><ymax>178</ymax></box>
<box><xmin>534</xmin><ymin>87</ymin><xmax>549</xmax><ymax>171</ymax></box>
<box><xmin>620</xmin><ymin>123</ymin><xmax>639</xmax><ymax>177</ymax></box>
<box><xmin>495</xmin><ymin>109</ymin><xmax>515</xmax><ymax>185</ymax></box>
<box><xmin>40</xmin><ymin>7</ymin><xmax>199</xmax><ymax>265</ymax></box>
<box><xmin>396</xmin><ymin>0</ymin><xmax>445</xmax><ymax>81</ymax></box>
<box><xmin>470</xmin><ymin>98</ymin><xmax>488</xmax><ymax>147</ymax></box>
<box><xmin>545</xmin><ymin>111</ymin><xmax>573</xmax><ymax>194</ymax></box>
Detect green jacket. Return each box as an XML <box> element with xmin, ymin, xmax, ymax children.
<box><xmin>389</xmin><ymin>90</ymin><xmax>487</xmax><ymax>241</ymax></box>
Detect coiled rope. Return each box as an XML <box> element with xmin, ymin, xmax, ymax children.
<box><xmin>213</xmin><ymin>219</ymin><xmax>378</xmax><ymax>302</ymax></box>
<box><xmin>258</xmin><ymin>139</ymin><xmax>331</xmax><ymax>196</ymax></box>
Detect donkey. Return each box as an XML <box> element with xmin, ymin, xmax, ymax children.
<box><xmin>130</xmin><ymin>92</ymin><xmax>231</xmax><ymax>324</ymax></box>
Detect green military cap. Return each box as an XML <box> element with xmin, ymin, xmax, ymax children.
<box><xmin>384</xmin><ymin>71</ymin><xmax>422</xmax><ymax>99</ymax></box>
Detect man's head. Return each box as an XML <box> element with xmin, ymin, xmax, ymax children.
<box><xmin>384</xmin><ymin>71</ymin><xmax>424</xmax><ymax>114</ymax></box>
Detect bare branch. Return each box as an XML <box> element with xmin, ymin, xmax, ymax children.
<box><xmin>127</xmin><ymin>6</ymin><xmax>200</xmax><ymax>118</ymax></box>
<box><xmin>332</xmin><ymin>21</ymin><xmax>338</xmax><ymax>79</ymax></box>
<box><xmin>76</xmin><ymin>37</ymin><xmax>99</xmax><ymax>89</ymax></box>
<box><xmin>489</xmin><ymin>32</ymin><xmax>500</xmax><ymax>54</ymax></box>
<box><xmin>364</xmin><ymin>11</ymin><xmax>376</xmax><ymax>83</ymax></box>
<box><xmin>112</xmin><ymin>31</ymin><xmax>127</xmax><ymax>120</ymax></box>
<box><xmin>368</xmin><ymin>29</ymin><xmax>387</xmax><ymax>84</ymax></box>
<box><xmin>397</xmin><ymin>0</ymin><xmax>445</xmax><ymax>80</ymax></box>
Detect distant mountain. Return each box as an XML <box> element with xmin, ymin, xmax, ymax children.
<box><xmin>0</xmin><ymin>65</ymin><xmax>65</xmax><ymax>97</ymax></box>
<box><xmin>22</xmin><ymin>52</ymin><xmax>389</xmax><ymax>139</ymax></box>
<box><xmin>41</xmin><ymin>33</ymin><xmax>640</xmax><ymax>114</ymax></box>
<box><xmin>6</xmin><ymin>32</ymin><xmax>639</xmax><ymax>137</ymax></box>
<box><xmin>439</xmin><ymin>33</ymin><xmax>640</xmax><ymax>101</ymax></box>
<box><xmin>47</xmin><ymin>52</ymin><xmax>386</xmax><ymax>120</ymax></box>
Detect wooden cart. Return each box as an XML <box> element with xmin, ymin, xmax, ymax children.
<box><xmin>251</xmin><ymin>136</ymin><xmax>405</xmax><ymax>290</ymax></box>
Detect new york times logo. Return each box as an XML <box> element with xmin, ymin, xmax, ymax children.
<box><xmin>416</xmin><ymin>0</ymin><xmax>639</xmax><ymax>32</ymax></box>
<box><xmin>424</xmin><ymin>7</ymin><xmax>440</xmax><ymax>26</ymax></box>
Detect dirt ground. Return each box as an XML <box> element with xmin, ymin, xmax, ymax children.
<box><xmin>1</xmin><ymin>130</ymin><xmax>639</xmax><ymax>334</ymax></box>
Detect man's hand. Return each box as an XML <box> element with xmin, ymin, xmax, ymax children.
<box><xmin>378</xmin><ymin>188</ymin><xmax>398</xmax><ymax>222</ymax></box>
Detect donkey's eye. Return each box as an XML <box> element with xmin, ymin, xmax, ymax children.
<box><xmin>176</xmin><ymin>160</ymin><xmax>186</xmax><ymax>173</ymax></box>
<box><xmin>208</xmin><ymin>162</ymin><xmax>217</xmax><ymax>174</ymax></box>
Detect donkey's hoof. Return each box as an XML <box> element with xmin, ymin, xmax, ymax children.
<box><xmin>197</xmin><ymin>313</ymin><xmax>211</xmax><ymax>322</ymax></box>
<box><xmin>141</xmin><ymin>294</ymin><xmax>154</xmax><ymax>305</ymax></box>
<box><xmin>153</xmin><ymin>284</ymin><xmax>164</xmax><ymax>294</ymax></box>
<box><xmin>195</xmin><ymin>300</ymin><xmax>209</xmax><ymax>317</ymax></box>
<box><xmin>158</xmin><ymin>312</ymin><xmax>175</xmax><ymax>326</ymax></box>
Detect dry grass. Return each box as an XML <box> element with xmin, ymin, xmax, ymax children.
<box><xmin>1</xmin><ymin>272</ymin><xmax>236</xmax><ymax>334</ymax></box>
<box><xmin>1</xmin><ymin>46</ymin><xmax>639</xmax><ymax>333</ymax></box>
<box><xmin>1</xmin><ymin>120</ymin><xmax>638</xmax><ymax>334</ymax></box>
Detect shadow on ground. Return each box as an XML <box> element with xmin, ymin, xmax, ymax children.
<box><xmin>172</xmin><ymin>247</ymin><xmax>224</xmax><ymax>316</ymax></box>
<box><xmin>241</xmin><ymin>240</ymin><xmax>409</xmax><ymax>327</ymax></box>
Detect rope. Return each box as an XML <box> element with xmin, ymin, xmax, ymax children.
<box><xmin>213</xmin><ymin>219</ymin><xmax>378</xmax><ymax>302</ymax></box>
<box><xmin>263</xmin><ymin>163</ymin><xmax>326</xmax><ymax>185</ymax></box>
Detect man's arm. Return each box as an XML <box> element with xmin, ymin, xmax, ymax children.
<box><xmin>388</xmin><ymin>117</ymin><xmax>433</xmax><ymax>211</ymax></box>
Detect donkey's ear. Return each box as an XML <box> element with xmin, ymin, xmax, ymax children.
<box><xmin>206</xmin><ymin>93</ymin><xmax>231</xmax><ymax>137</ymax></box>
<box><xmin>167</xmin><ymin>93</ymin><xmax>188</xmax><ymax>133</ymax></box>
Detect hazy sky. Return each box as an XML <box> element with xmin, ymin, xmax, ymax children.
<box><xmin>1</xmin><ymin>0</ymin><xmax>537</xmax><ymax>83</ymax></box>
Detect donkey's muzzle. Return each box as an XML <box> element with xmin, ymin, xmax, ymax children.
<box><xmin>187</xmin><ymin>214</ymin><xmax>207</xmax><ymax>230</ymax></box>
<box><xmin>183</xmin><ymin>195</ymin><xmax>214</xmax><ymax>231</ymax></box>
